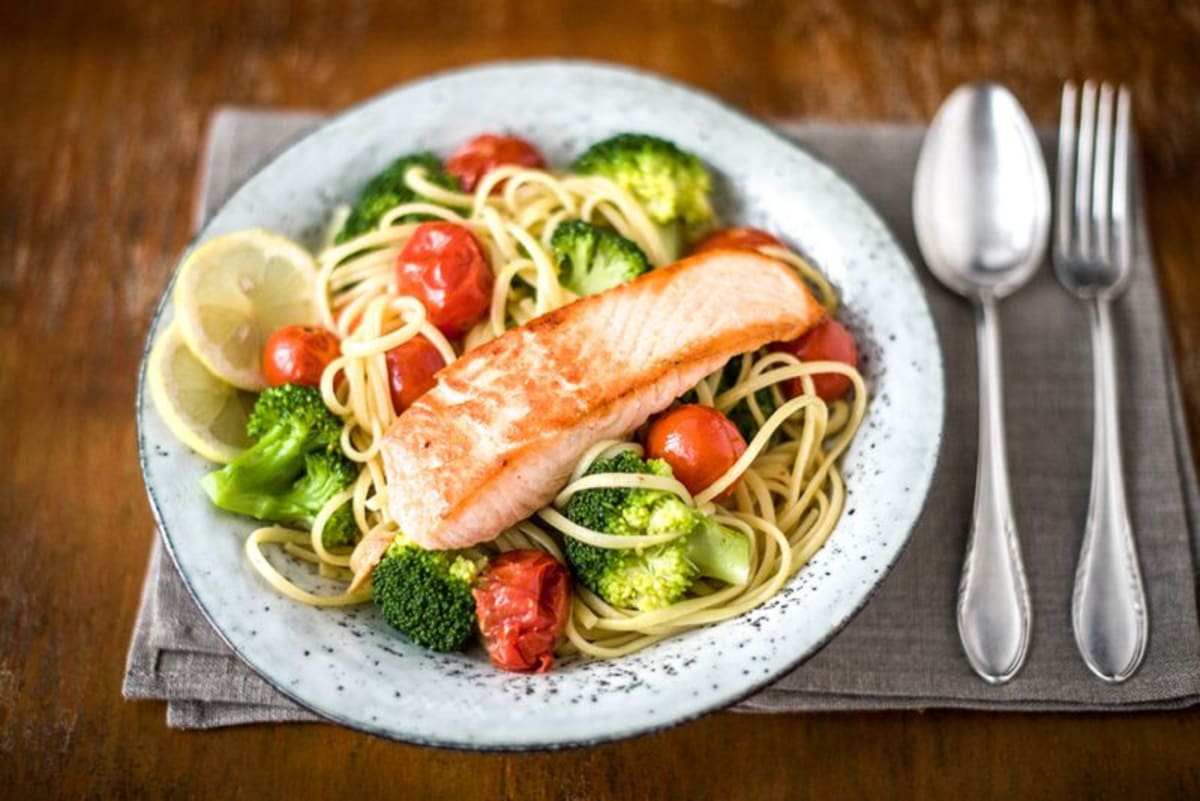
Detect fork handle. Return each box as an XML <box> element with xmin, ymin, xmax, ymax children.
<box><xmin>1072</xmin><ymin>298</ymin><xmax>1148</xmax><ymax>682</ymax></box>
<box><xmin>957</xmin><ymin>297</ymin><xmax>1032</xmax><ymax>684</ymax></box>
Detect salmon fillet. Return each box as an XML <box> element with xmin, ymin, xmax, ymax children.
<box><xmin>349</xmin><ymin>249</ymin><xmax>823</xmax><ymax>588</ymax></box>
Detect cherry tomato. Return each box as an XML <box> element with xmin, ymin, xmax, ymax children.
<box><xmin>395</xmin><ymin>222</ymin><xmax>494</xmax><ymax>338</ymax></box>
<box><xmin>385</xmin><ymin>335</ymin><xmax>446</xmax><ymax>413</ymax></box>
<box><xmin>446</xmin><ymin>133</ymin><xmax>546</xmax><ymax>192</ymax></box>
<box><xmin>261</xmin><ymin>325</ymin><xmax>340</xmax><ymax>388</ymax></box>
<box><xmin>473</xmin><ymin>550</ymin><xmax>571</xmax><ymax>673</ymax></box>
<box><xmin>690</xmin><ymin>226</ymin><xmax>786</xmax><ymax>255</ymax></box>
<box><xmin>644</xmin><ymin>404</ymin><xmax>747</xmax><ymax>501</ymax></box>
<box><xmin>773</xmin><ymin>317</ymin><xmax>859</xmax><ymax>401</ymax></box>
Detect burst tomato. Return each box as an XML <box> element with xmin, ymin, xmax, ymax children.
<box><xmin>774</xmin><ymin>317</ymin><xmax>859</xmax><ymax>401</ymax></box>
<box><xmin>472</xmin><ymin>550</ymin><xmax>571</xmax><ymax>673</ymax></box>
<box><xmin>690</xmin><ymin>226</ymin><xmax>786</xmax><ymax>255</ymax></box>
<box><xmin>644</xmin><ymin>404</ymin><xmax>747</xmax><ymax>501</ymax></box>
<box><xmin>395</xmin><ymin>222</ymin><xmax>493</xmax><ymax>338</ymax></box>
<box><xmin>446</xmin><ymin>133</ymin><xmax>546</xmax><ymax>193</ymax></box>
<box><xmin>384</xmin><ymin>335</ymin><xmax>446</xmax><ymax>413</ymax></box>
<box><xmin>261</xmin><ymin>325</ymin><xmax>340</xmax><ymax>388</ymax></box>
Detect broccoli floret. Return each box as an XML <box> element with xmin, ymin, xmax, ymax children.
<box><xmin>679</xmin><ymin>357</ymin><xmax>778</xmax><ymax>442</ymax></box>
<box><xmin>563</xmin><ymin>452</ymin><xmax>750</xmax><ymax>611</ymax></box>
<box><xmin>725</xmin><ymin>391</ymin><xmax>776</xmax><ymax>444</ymax></box>
<box><xmin>336</xmin><ymin>153</ymin><xmax>459</xmax><ymax>243</ymax></box>
<box><xmin>320</xmin><ymin>502</ymin><xmax>359</xmax><ymax>550</ymax></box>
<box><xmin>201</xmin><ymin>385</ymin><xmax>352</xmax><ymax>539</ymax></box>
<box><xmin>243</xmin><ymin>383</ymin><xmax>342</xmax><ymax>451</ymax></box>
<box><xmin>371</xmin><ymin>536</ymin><xmax>481</xmax><ymax>652</ymax></box>
<box><xmin>571</xmin><ymin>134</ymin><xmax>713</xmax><ymax>226</ymax></box>
<box><xmin>284</xmin><ymin>450</ymin><xmax>359</xmax><ymax>549</ymax></box>
<box><xmin>718</xmin><ymin>357</ymin><xmax>778</xmax><ymax>442</ymax></box>
<box><xmin>562</xmin><ymin>451</ymin><xmax>671</xmax><ymax>536</ymax></box>
<box><xmin>550</xmin><ymin>219</ymin><xmax>650</xmax><ymax>296</ymax></box>
<box><xmin>203</xmin><ymin>449</ymin><xmax>357</xmax><ymax>543</ymax></box>
<box><xmin>571</xmin><ymin>133</ymin><xmax>715</xmax><ymax>259</ymax></box>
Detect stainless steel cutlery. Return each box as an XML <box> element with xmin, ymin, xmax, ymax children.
<box><xmin>917</xmin><ymin>80</ymin><xmax>1147</xmax><ymax>683</ymax></box>
<box><xmin>1054</xmin><ymin>81</ymin><xmax>1148</xmax><ymax>683</ymax></box>
<box><xmin>914</xmin><ymin>84</ymin><xmax>1048</xmax><ymax>684</ymax></box>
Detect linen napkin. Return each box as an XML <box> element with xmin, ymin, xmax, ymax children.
<box><xmin>124</xmin><ymin>108</ymin><xmax>1200</xmax><ymax>728</ymax></box>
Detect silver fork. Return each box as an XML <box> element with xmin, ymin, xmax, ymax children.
<box><xmin>1054</xmin><ymin>81</ymin><xmax>1148</xmax><ymax>682</ymax></box>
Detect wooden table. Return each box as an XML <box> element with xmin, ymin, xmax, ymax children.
<box><xmin>3</xmin><ymin>1</ymin><xmax>1198</xmax><ymax>797</ymax></box>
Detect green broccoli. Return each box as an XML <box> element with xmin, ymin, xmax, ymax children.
<box><xmin>371</xmin><ymin>536</ymin><xmax>482</xmax><ymax>652</ymax></box>
<box><xmin>718</xmin><ymin>357</ymin><xmax>778</xmax><ymax>442</ymax></box>
<box><xmin>563</xmin><ymin>451</ymin><xmax>751</xmax><ymax>611</ymax></box>
<box><xmin>678</xmin><ymin>356</ymin><xmax>778</xmax><ymax>442</ymax></box>
<box><xmin>319</xmin><ymin>501</ymin><xmax>359</xmax><ymax>550</ymax></box>
<box><xmin>207</xmin><ymin>383</ymin><xmax>340</xmax><ymax>492</ymax></box>
<box><xmin>283</xmin><ymin>450</ymin><xmax>358</xmax><ymax>549</ymax></box>
<box><xmin>201</xmin><ymin>384</ymin><xmax>357</xmax><ymax>548</ymax></box>
<box><xmin>336</xmin><ymin>153</ymin><xmax>460</xmax><ymax>243</ymax></box>
<box><xmin>570</xmin><ymin>133</ymin><xmax>715</xmax><ymax>260</ymax></box>
<box><xmin>550</xmin><ymin>219</ymin><xmax>650</xmax><ymax>296</ymax></box>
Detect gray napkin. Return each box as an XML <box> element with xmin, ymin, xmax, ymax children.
<box><xmin>124</xmin><ymin>108</ymin><xmax>1200</xmax><ymax>728</ymax></box>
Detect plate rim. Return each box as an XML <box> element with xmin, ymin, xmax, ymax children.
<box><xmin>136</xmin><ymin>57</ymin><xmax>945</xmax><ymax>751</ymax></box>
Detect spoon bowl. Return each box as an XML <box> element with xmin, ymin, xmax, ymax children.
<box><xmin>914</xmin><ymin>83</ymin><xmax>1051</xmax><ymax>299</ymax></box>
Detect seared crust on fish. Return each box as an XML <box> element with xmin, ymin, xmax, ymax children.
<box><xmin>349</xmin><ymin>249</ymin><xmax>823</xmax><ymax>587</ymax></box>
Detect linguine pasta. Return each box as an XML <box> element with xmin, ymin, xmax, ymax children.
<box><xmin>246</xmin><ymin>164</ymin><xmax>866</xmax><ymax>660</ymax></box>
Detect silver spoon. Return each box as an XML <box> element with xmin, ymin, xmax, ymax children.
<box><xmin>914</xmin><ymin>83</ymin><xmax>1050</xmax><ymax>684</ymax></box>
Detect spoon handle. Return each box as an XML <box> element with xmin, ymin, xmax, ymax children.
<box><xmin>1072</xmin><ymin>298</ymin><xmax>1148</xmax><ymax>682</ymax></box>
<box><xmin>958</xmin><ymin>298</ymin><xmax>1032</xmax><ymax>684</ymax></box>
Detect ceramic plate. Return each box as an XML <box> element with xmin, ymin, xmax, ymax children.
<box><xmin>137</xmin><ymin>60</ymin><xmax>943</xmax><ymax>749</ymax></box>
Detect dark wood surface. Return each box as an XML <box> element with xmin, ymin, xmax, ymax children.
<box><xmin>3</xmin><ymin>1</ymin><xmax>1199</xmax><ymax>798</ymax></box>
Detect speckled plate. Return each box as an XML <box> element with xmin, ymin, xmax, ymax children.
<box><xmin>137</xmin><ymin>60</ymin><xmax>943</xmax><ymax>749</ymax></box>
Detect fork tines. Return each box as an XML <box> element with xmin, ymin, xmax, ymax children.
<box><xmin>1054</xmin><ymin>81</ymin><xmax>1133</xmax><ymax>294</ymax></box>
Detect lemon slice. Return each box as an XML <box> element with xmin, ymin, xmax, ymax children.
<box><xmin>147</xmin><ymin>322</ymin><xmax>256</xmax><ymax>463</ymax></box>
<box><xmin>173</xmin><ymin>229</ymin><xmax>318</xmax><ymax>391</ymax></box>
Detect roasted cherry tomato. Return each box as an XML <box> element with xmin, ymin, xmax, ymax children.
<box><xmin>473</xmin><ymin>550</ymin><xmax>571</xmax><ymax>673</ymax></box>
<box><xmin>446</xmin><ymin>133</ymin><xmax>546</xmax><ymax>192</ymax></box>
<box><xmin>773</xmin><ymin>317</ymin><xmax>859</xmax><ymax>401</ymax></box>
<box><xmin>395</xmin><ymin>222</ymin><xmax>494</xmax><ymax>338</ymax></box>
<box><xmin>644</xmin><ymin>404</ymin><xmax>747</xmax><ymax>501</ymax></box>
<box><xmin>384</xmin><ymin>335</ymin><xmax>446</xmax><ymax>413</ymax></box>
<box><xmin>261</xmin><ymin>325</ymin><xmax>340</xmax><ymax>388</ymax></box>
<box><xmin>690</xmin><ymin>226</ymin><xmax>786</xmax><ymax>255</ymax></box>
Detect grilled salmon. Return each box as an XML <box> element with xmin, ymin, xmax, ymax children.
<box><xmin>349</xmin><ymin>249</ymin><xmax>823</xmax><ymax>588</ymax></box>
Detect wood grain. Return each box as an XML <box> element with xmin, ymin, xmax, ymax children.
<box><xmin>2</xmin><ymin>1</ymin><xmax>1199</xmax><ymax>798</ymax></box>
